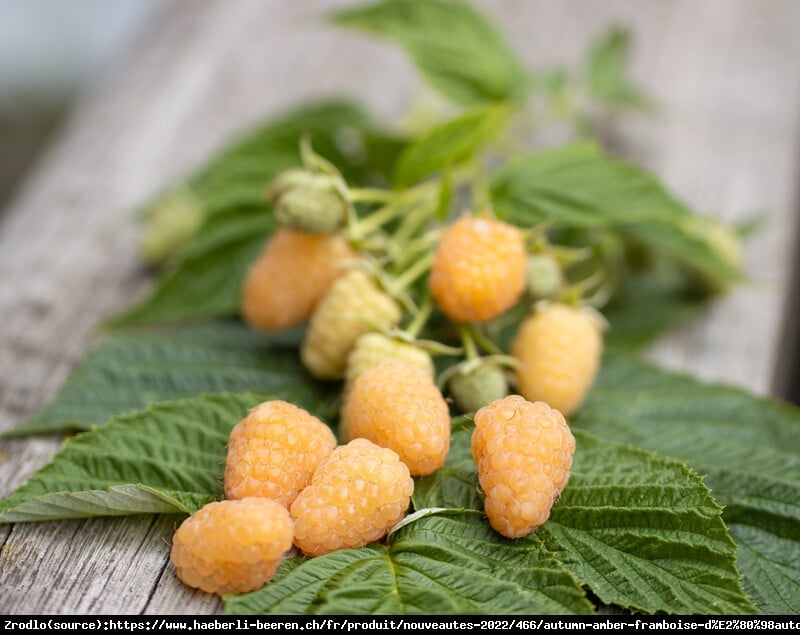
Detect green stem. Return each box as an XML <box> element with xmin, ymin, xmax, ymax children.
<box><xmin>460</xmin><ymin>325</ymin><xmax>480</xmax><ymax>362</ymax></box>
<box><xmin>393</xmin><ymin>228</ymin><xmax>441</xmax><ymax>274</ymax></box>
<box><xmin>468</xmin><ymin>323</ymin><xmax>506</xmax><ymax>356</ymax></box>
<box><xmin>405</xmin><ymin>296</ymin><xmax>433</xmax><ymax>339</ymax></box>
<box><xmin>467</xmin><ymin>159</ymin><xmax>492</xmax><ymax>211</ymax></box>
<box><xmin>359</xmin><ymin>202</ymin><xmax>403</xmax><ymax>233</ymax></box>
<box><xmin>348</xmin><ymin>187</ymin><xmax>396</xmax><ymax>204</ymax></box>
<box><xmin>300</xmin><ymin>135</ymin><xmax>339</xmax><ymax>175</ymax></box>
<box><xmin>391</xmin><ymin>188</ymin><xmax>439</xmax><ymax>249</ymax></box>
<box><xmin>390</xmin><ymin>250</ymin><xmax>434</xmax><ymax>294</ymax></box>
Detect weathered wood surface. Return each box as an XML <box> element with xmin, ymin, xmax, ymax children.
<box><xmin>1</xmin><ymin>0</ymin><xmax>799</xmax><ymax>615</ymax></box>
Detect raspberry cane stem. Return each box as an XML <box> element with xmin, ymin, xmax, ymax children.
<box><xmin>404</xmin><ymin>295</ymin><xmax>434</xmax><ymax>339</ymax></box>
<box><xmin>347</xmin><ymin>182</ymin><xmax>438</xmax><ymax>242</ymax></box>
<box><xmin>464</xmin><ymin>322</ymin><xmax>506</xmax><ymax>357</ymax></box>
<box><xmin>347</xmin><ymin>187</ymin><xmax>396</xmax><ymax>203</ymax></box>
<box><xmin>460</xmin><ymin>324</ymin><xmax>481</xmax><ymax>362</ymax></box>
<box><xmin>392</xmin><ymin>226</ymin><xmax>441</xmax><ymax>273</ymax></box>
<box><xmin>382</xmin><ymin>250</ymin><xmax>435</xmax><ymax>315</ymax></box>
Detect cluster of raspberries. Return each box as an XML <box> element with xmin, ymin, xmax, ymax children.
<box><xmin>170</xmin><ymin>166</ymin><xmax>603</xmax><ymax>596</ymax></box>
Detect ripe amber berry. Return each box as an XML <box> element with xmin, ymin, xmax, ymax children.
<box><xmin>472</xmin><ymin>396</ymin><xmax>576</xmax><ymax>538</ymax></box>
<box><xmin>170</xmin><ymin>498</ymin><xmax>294</xmax><ymax>595</ymax></box>
<box><xmin>342</xmin><ymin>360</ymin><xmax>450</xmax><ymax>476</ymax></box>
<box><xmin>511</xmin><ymin>303</ymin><xmax>604</xmax><ymax>417</ymax></box>
<box><xmin>241</xmin><ymin>226</ymin><xmax>355</xmax><ymax>333</ymax></box>
<box><xmin>342</xmin><ymin>331</ymin><xmax>435</xmax><ymax>409</ymax></box>
<box><xmin>224</xmin><ymin>400</ymin><xmax>337</xmax><ymax>507</ymax></box>
<box><xmin>429</xmin><ymin>214</ymin><xmax>527</xmax><ymax>323</ymax></box>
<box><xmin>290</xmin><ymin>439</ymin><xmax>414</xmax><ymax>557</ymax></box>
<box><xmin>300</xmin><ymin>268</ymin><xmax>402</xmax><ymax>380</ymax></box>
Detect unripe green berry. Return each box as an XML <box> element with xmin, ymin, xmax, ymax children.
<box><xmin>448</xmin><ymin>363</ymin><xmax>509</xmax><ymax>414</ymax></box>
<box><xmin>526</xmin><ymin>254</ymin><xmax>564</xmax><ymax>300</ymax></box>
<box><xmin>680</xmin><ymin>216</ymin><xmax>742</xmax><ymax>294</ymax></box>
<box><xmin>139</xmin><ymin>188</ymin><xmax>203</xmax><ymax>266</ymax></box>
<box><xmin>268</xmin><ymin>169</ymin><xmax>349</xmax><ymax>234</ymax></box>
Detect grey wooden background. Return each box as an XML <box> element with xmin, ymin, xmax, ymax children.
<box><xmin>1</xmin><ymin>0</ymin><xmax>799</xmax><ymax>615</ymax></box>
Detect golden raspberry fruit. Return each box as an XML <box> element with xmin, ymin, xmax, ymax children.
<box><xmin>170</xmin><ymin>497</ymin><xmax>294</xmax><ymax>595</ymax></box>
<box><xmin>429</xmin><ymin>214</ymin><xmax>527</xmax><ymax>323</ymax></box>
<box><xmin>300</xmin><ymin>268</ymin><xmax>402</xmax><ymax>380</ymax></box>
<box><xmin>224</xmin><ymin>400</ymin><xmax>337</xmax><ymax>507</ymax></box>
<box><xmin>241</xmin><ymin>226</ymin><xmax>355</xmax><ymax>332</ymax></box>
<box><xmin>290</xmin><ymin>438</ymin><xmax>414</xmax><ymax>557</ymax></box>
<box><xmin>342</xmin><ymin>332</ymin><xmax>435</xmax><ymax>408</ymax></box>
<box><xmin>511</xmin><ymin>302</ymin><xmax>604</xmax><ymax>417</ymax></box>
<box><xmin>342</xmin><ymin>360</ymin><xmax>450</xmax><ymax>476</ymax></box>
<box><xmin>472</xmin><ymin>396</ymin><xmax>576</xmax><ymax>539</ymax></box>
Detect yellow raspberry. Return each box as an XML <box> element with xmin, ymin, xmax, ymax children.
<box><xmin>290</xmin><ymin>439</ymin><xmax>414</xmax><ymax>557</ymax></box>
<box><xmin>429</xmin><ymin>214</ymin><xmax>527</xmax><ymax>323</ymax></box>
<box><xmin>300</xmin><ymin>268</ymin><xmax>402</xmax><ymax>380</ymax></box>
<box><xmin>511</xmin><ymin>303</ymin><xmax>604</xmax><ymax>417</ymax></box>
<box><xmin>472</xmin><ymin>396</ymin><xmax>576</xmax><ymax>539</ymax></box>
<box><xmin>342</xmin><ymin>332</ymin><xmax>435</xmax><ymax>408</ymax></box>
<box><xmin>241</xmin><ymin>226</ymin><xmax>355</xmax><ymax>332</ymax></box>
<box><xmin>170</xmin><ymin>498</ymin><xmax>294</xmax><ymax>595</ymax></box>
<box><xmin>224</xmin><ymin>400</ymin><xmax>337</xmax><ymax>507</ymax></box>
<box><xmin>342</xmin><ymin>360</ymin><xmax>450</xmax><ymax>476</ymax></box>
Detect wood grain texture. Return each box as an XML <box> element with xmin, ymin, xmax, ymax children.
<box><xmin>1</xmin><ymin>0</ymin><xmax>799</xmax><ymax>615</ymax></box>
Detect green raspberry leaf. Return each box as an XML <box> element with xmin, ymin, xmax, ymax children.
<box><xmin>331</xmin><ymin>0</ymin><xmax>529</xmax><ymax>107</ymax></box>
<box><xmin>414</xmin><ymin>425</ymin><xmax>756</xmax><ymax>614</ymax></box>
<box><xmin>586</xmin><ymin>25</ymin><xmax>651</xmax><ymax>109</ymax></box>
<box><xmin>542</xmin><ymin>433</ymin><xmax>755</xmax><ymax>615</ymax></box>
<box><xmin>489</xmin><ymin>262</ymin><xmax>709</xmax><ymax>356</ymax></box>
<box><xmin>490</xmin><ymin>143</ymin><xmax>742</xmax><ymax>290</ymax></box>
<box><xmin>412</xmin><ymin>417</ymin><xmax>482</xmax><ymax>511</ymax></box>
<box><xmin>394</xmin><ymin>103</ymin><xmax>513</xmax><ymax>186</ymax></box>
<box><xmin>574</xmin><ymin>351</ymin><xmax>800</xmax><ymax>614</ymax></box>
<box><xmin>224</xmin><ymin>513</ymin><xmax>592</xmax><ymax>615</ymax></box>
<box><xmin>185</xmin><ymin>100</ymin><xmax>379</xmax><ymax>209</ymax></box>
<box><xmin>137</xmin><ymin>100</ymin><xmax>380</xmax><ymax>269</ymax></box>
<box><xmin>0</xmin><ymin>393</ymin><xmax>266</xmax><ymax>522</ymax></box>
<box><xmin>126</xmin><ymin>99</ymin><xmax>402</xmax><ymax>322</ymax></box>
<box><xmin>4</xmin><ymin>321</ymin><xmax>334</xmax><ymax>438</ymax></box>
<box><xmin>602</xmin><ymin>263</ymin><xmax>710</xmax><ymax>352</ymax></box>
<box><xmin>114</xmin><ymin>201</ymin><xmax>274</xmax><ymax>327</ymax></box>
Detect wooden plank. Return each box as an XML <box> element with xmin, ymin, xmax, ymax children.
<box><xmin>1</xmin><ymin>0</ymin><xmax>799</xmax><ymax>615</ymax></box>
